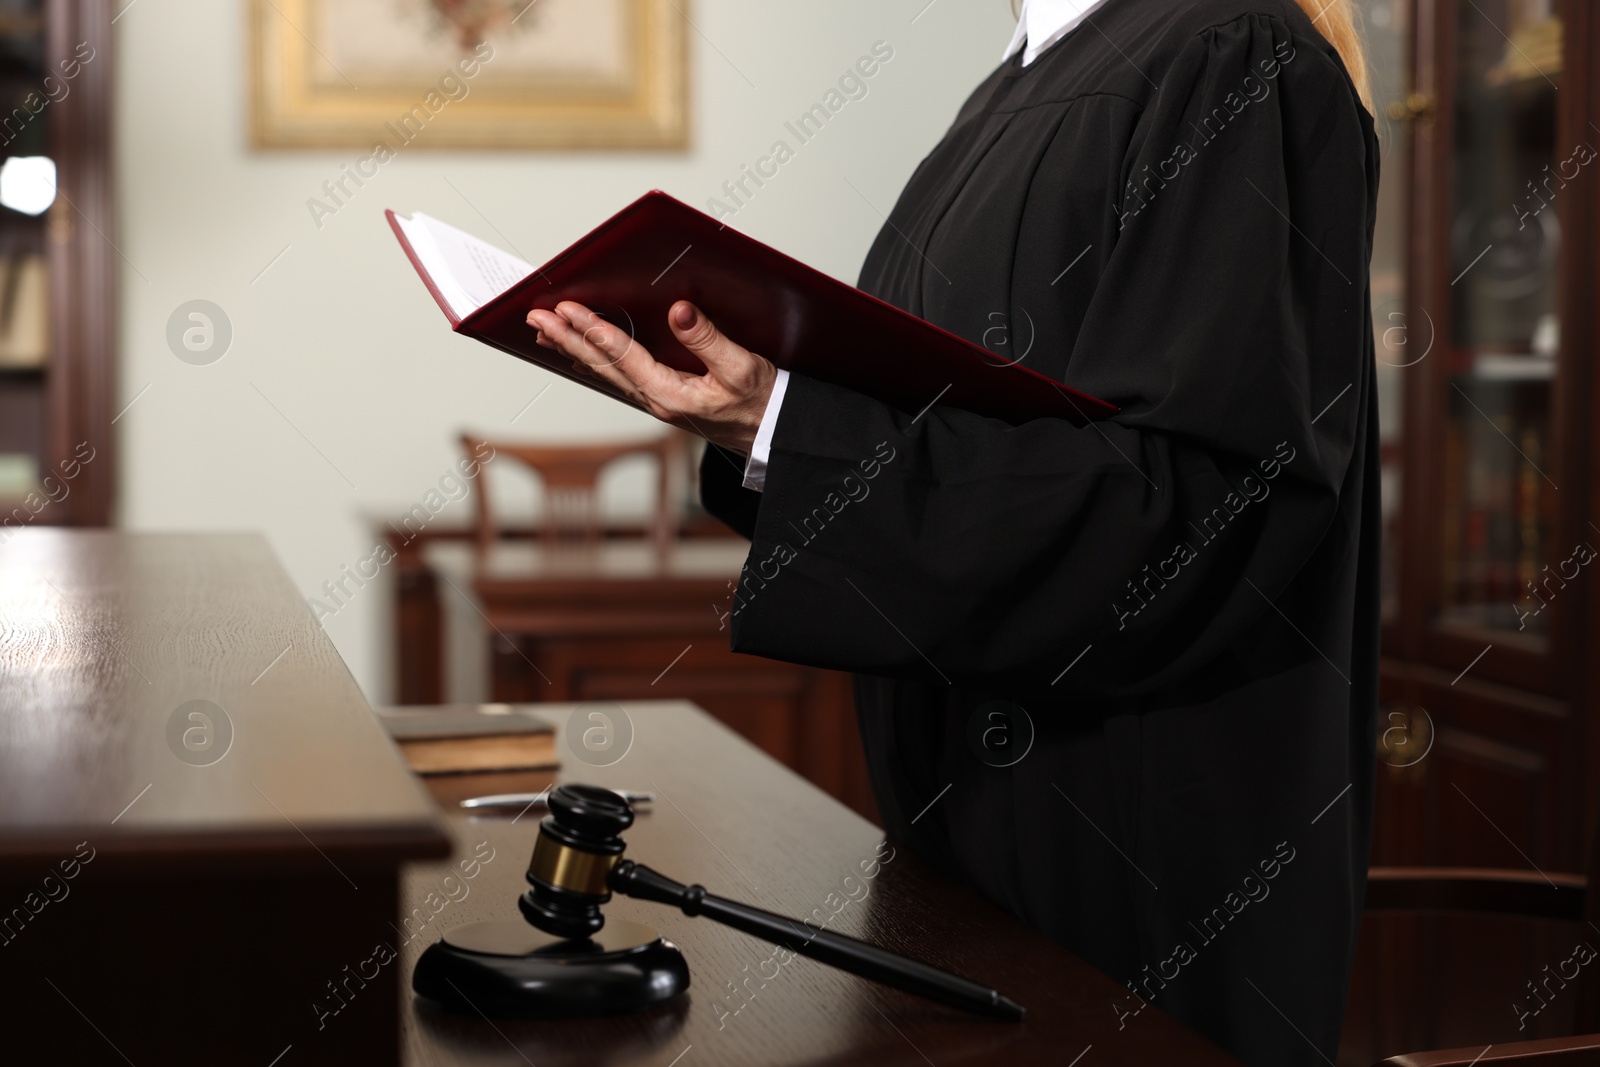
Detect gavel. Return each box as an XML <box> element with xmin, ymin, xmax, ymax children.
<box><xmin>414</xmin><ymin>783</ymin><xmax>1024</xmax><ymax>1021</ymax></box>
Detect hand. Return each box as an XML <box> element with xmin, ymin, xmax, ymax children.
<box><xmin>527</xmin><ymin>300</ymin><xmax>777</xmax><ymax>456</ymax></box>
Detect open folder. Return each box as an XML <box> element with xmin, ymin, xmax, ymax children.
<box><xmin>387</xmin><ymin>190</ymin><xmax>1117</xmax><ymax>425</ymax></box>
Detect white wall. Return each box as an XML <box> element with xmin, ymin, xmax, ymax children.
<box><xmin>114</xmin><ymin>0</ymin><xmax>1017</xmax><ymax>702</ymax></box>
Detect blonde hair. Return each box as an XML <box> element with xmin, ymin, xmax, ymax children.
<box><xmin>1292</xmin><ymin>0</ymin><xmax>1373</xmax><ymax>114</ymax></box>
<box><xmin>1006</xmin><ymin>0</ymin><xmax>1373</xmax><ymax>114</ymax></box>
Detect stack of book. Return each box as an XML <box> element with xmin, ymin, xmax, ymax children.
<box><xmin>376</xmin><ymin>703</ymin><xmax>558</xmax><ymax>775</ymax></box>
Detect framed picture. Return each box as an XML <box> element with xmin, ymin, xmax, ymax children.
<box><xmin>249</xmin><ymin>0</ymin><xmax>689</xmax><ymax>150</ymax></box>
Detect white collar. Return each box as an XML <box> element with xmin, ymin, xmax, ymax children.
<box><xmin>1001</xmin><ymin>0</ymin><xmax>1115</xmax><ymax>67</ymax></box>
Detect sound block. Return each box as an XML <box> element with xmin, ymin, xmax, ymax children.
<box><xmin>412</xmin><ymin>918</ymin><xmax>690</xmax><ymax>1018</ymax></box>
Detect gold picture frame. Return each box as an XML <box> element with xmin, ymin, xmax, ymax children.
<box><xmin>249</xmin><ymin>0</ymin><xmax>689</xmax><ymax>150</ymax></box>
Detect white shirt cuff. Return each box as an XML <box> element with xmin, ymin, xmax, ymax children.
<box><xmin>741</xmin><ymin>368</ymin><xmax>790</xmax><ymax>492</ymax></box>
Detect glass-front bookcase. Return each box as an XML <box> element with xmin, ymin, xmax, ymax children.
<box><xmin>1398</xmin><ymin>0</ymin><xmax>1583</xmax><ymax>690</ymax></box>
<box><xmin>1438</xmin><ymin>0</ymin><xmax>1564</xmax><ymax>646</ymax></box>
<box><xmin>0</xmin><ymin>0</ymin><xmax>53</xmax><ymax>510</ymax></box>
<box><xmin>0</xmin><ymin>0</ymin><xmax>113</xmax><ymax>530</ymax></box>
<box><xmin>1348</xmin><ymin>0</ymin><xmax>1600</xmax><ymax>1060</ymax></box>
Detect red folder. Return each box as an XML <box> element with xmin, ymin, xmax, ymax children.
<box><xmin>387</xmin><ymin>190</ymin><xmax>1117</xmax><ymax>425</ymax></box>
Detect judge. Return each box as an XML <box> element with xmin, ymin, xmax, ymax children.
<box><xmin>527</xmin><ymin>1</ymin><xmax>1379</xmax><ymax>1063</ymax></box>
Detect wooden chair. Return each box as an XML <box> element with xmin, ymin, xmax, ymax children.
<box><xmin>460</xmin><ymin>432</ymin><xmax>685</xmax><ymax>551</ymax></box>
<box><xmin>1364</xmin><ymin>832</ymin><xmax>1600</xmax><ymax>1065</ymax></box>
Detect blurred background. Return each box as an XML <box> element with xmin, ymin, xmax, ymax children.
<box><xmin>0</xmin><ymin>0</ymin><xmax>1594</xmax><ymax>1062</ymax></box>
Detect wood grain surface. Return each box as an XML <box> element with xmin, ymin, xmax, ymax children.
<box><xmin>0</xmin><ymin>530</ymin><xmax>450</xmax><ymax>1065</ymax></box>
<box><xmin>0</xmin><ymin>529</ymin><xmax>449</xmax><ymax>868</ymax></box>
<box><xmin>401</xmin><ymin>701</ymin><xmax>1247</xmax><ymax>1067</ymax></box>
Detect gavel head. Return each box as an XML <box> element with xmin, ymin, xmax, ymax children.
<box><xmin>519</xmin><ymin>784</ymin><xmax>633</xmax><ymax>940</ymax></box>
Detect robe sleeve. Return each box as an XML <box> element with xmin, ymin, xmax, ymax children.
<box><xmin>700</xmin><ymin>442</ymin><xmax>761</xmax><ymax>541</ymax></box>
<box><xmin>705</xmin><ymin>13</ymin><xmax>1377</xmax><ymax>698</ymax></box>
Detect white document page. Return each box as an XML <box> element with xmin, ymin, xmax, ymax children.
<box><xmin>394</xmin><ymin>211</ymin><xmax>535</xmax><ymax>321</ymax></box>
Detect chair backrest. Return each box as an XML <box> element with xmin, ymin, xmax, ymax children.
<box><xmin>1366</xmin><ymin>794</ymin><xmax>1600</xmax><ymax>1036</ymax></box>
<box><xmin>460</xmin><ymin>432</ymin><xmax>684</xmax><ymax>550</ymax></box>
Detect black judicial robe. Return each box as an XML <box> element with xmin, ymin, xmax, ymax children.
<box><xmin>699</xmin><ymin>2</ymin><xmax>1379</xmax><ymax>1063</ymax></box>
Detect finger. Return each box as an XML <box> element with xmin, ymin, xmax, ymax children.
<box><xmin>550</xmin><ymin>301</ymin><xmax>633</xmax><ymax>369</ymax></box>
<box><xmin>534</xmin><ymin>307</ymin><xmax>687</xmax><ymax>417</ymax></box>
<box><xmin>667</xmin><ymin>301</ymin><xmax>758</xmax><ymax>381</ymax></box>
<box><xmin>555</xmin><ymin>302</ymin><xmax>687</xmax><ymax>400</ymax></box>
<box><xmin>529</xmin><ymin>309</ymin><xmax>646</xmax><ymax>401</ymax></box>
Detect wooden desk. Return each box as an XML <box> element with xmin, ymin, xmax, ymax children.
<box><xmin>0</xmin><ymin>531</ymin><xmax>451</xmax><ymax>1066</ymax></box>
<box><xmin>470</xmin><ymin>538</ymin><xmax>751</xmax><ymax>635</ymax></box>
<box><xmin>401</xmin><ymin>702</ymin><xmax>1249</xmax><ymax>1067</ymax></box>
<box><xmin>406</xmin><ymin>538</ymin><xmax>875</xmax><ymax>820</ymax></box>
<box><xmin>385</xmin><ymin>515</ymin><xmax>733</xmax><ymax>705</ymax></box>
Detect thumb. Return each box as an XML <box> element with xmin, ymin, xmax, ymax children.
<box><xmin>669</xmin><ymin>301</ymin><xmax>745</xmax><ymax>374</ymax></box>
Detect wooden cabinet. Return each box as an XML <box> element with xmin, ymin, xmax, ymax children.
<box><xmin>1342</xmin><ymin>0</ymin><xmax>1600</xmax><ymax>1060</ymax></box>
<box><xmin>1389</xmin><ymin>0</ymin><xmax>1592</xmax><ymax>694</ymax></box>
<box><xmin>492</xmin><ymin>633</ymin><xmax>871</xmax><ymax>819</ymax></box>
<box><xmin>0</xmin><ymin>532</ymin><xmax>451</xmax><ymax>1066</ymax></box>
<box><xmin>0</xmin><ymin>0</ymin><xmax>114</xmax><ymax>531</ymax></box>
<box><xmin>392</xmin><ymin>533</ymin><xmax>879</xmax><ymax>823</ymax></box>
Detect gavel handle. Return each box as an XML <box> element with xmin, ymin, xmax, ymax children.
<box><xmin>608</xmin><ymin>859</ymin><xmax>1024</xmax><ymax>1021</ymax></box>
